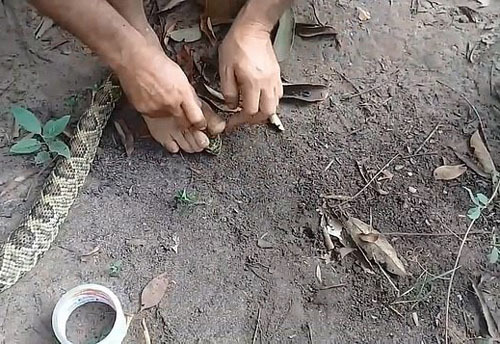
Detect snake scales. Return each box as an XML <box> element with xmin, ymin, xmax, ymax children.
<box><xmin>0</xmin><ymin>77</ymin><xmax>221</xmax><ymax>292</ymax></box>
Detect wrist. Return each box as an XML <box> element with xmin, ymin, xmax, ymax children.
<box><xmin>104</xmin><ymin>29</ymin><xmax>150</xmax><ymax>73</ymax></box>
<box><xmin>232</xmin><ymin>0</ymin><xmax>292</xmax><ymax>33</ymax></box>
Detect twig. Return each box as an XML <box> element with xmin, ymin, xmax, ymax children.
<box><xmin>247</xmin><ymin>265</ymin><xmax>269</xmax><ymax>283</ymax></box>
<box><xmin>401</xmin><ymin>152</ymin><xmax>438</xmax><ymax>159</ymax></box>
<box><xmin>383</xmin><ymin>231</ymin><xmax>488</xmax><ymax>237</ymax></box>
<box><xmin>444</xmin><ymin>180</ymin><xmax>500</xmax><ymax>344</ymax></box>
<box><xmin>413</xmin><ymin>124</ymin><xmax>440</xmax><ymax>155</ymax></box>
<box><xmin>307</xmin><ymin>322</ymin><xmax>313</xmax><ymax>344</ymax></box>
<box><xmin>252</xmin><ymin>308</ymin><xmax>261</xmax><ymax>344</ymax></box>
<box><xmin>376</xmin><ymin>261</ymin><xmax>399</xmax><ymax>295</ymax></box>
<box><xmin>339</xmin><ymin>153</ymin><xmax>400</xmax><ymax>205</ymax></box>
<box><xmin>341</xmin><ymin>82</ymin><xmax>387</xmax><ymax>100</ymax></box>
<box><xmin>319</xmin><ymin>283</ymin><xmax>347</xmax><ymax>290</ymax></box>
<box><xmin>311</xmin><ymin>0</ymin><xmax>325</xmax><ymax>27</ymax></box>
<box><xmin>437</xmin><ymin>80</ymin><xmax>484</xmax><ymax>132</ymax></box>
<box><xmin>141</xmin><ymin>318</ymin><xmax>152</xmax><ymax>344</ymax></box>
<box><xmin>333</xmin><ymin>68</ymin><xmax>360</xmax><ymax>93</ymax></box>
<box><xmin>471</xmin><ymin>279</ymin><xmax>500</xmax><ymax>339</ymax></box>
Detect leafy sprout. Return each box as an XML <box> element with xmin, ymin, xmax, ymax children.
<box><xmin>9</xmin><ymin>106</ymin><xmax>71</xmax><ymax>164</ymax></box>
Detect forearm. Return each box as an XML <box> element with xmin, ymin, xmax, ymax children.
<box><xmin>29</xmin><ymin>0</ymin><xmax>147</xmax><ymax>71</ymax></box>
<box><xmin>235</xmin><ymin>0</ymin><xmax>293</xmax><ymax>32</ymax></box>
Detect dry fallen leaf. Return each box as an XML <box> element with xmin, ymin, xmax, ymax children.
<box><xmin>470</xmin><ymin>130</ymin><xmax>497</xmax><ymax>175</ymax></box>
<box><xmin>162</xmin><ymin>20</ymin><xmax>177</xmax><ymax>47</ymax></box>
<box><xmin>316</xmin><ymin>264</ymin><xmax>322</xmax><ymax>284</ymax></box>
<box><xmin>433</xmin><ymin>164</ymin><xmax>467</xmax><ymax>180</ymax></box>
<box><xmin>200</xmin><ymin>14</ymin><xmax>217</xmax><ymax>46</ymax></box>
<box><xmin>359</xmin><ymin>233</ymin><xmax>379</xmax><ymax>243</ymax></box>
<box><xmin>357</xmin><ymin>7</ymin><xmax>371</xmax><ymax>21</ymax></box>
<box><xmin>477</xmin><ymin>0</ymin><xmax>490</xmax><ymax>7</ymax></box>
<box><xmin>157</xmin><ymin>0</ymin><xmax>187</xmax><ymax>13</ymax></box>
<box><xmin>204</xmin><ymin>83</ymin><xmax>224</xmax><ymax>101</ymax></box>
<box><xmin>139</xmin><ymin>272</ymin><xmax>170</xmax><ymax>312</ymax></box>
<box><xmin>471</xmin><ymin>280</ymin><xmax>500</xmax><ymax>339</ymax></box>
<box><xmin>169</xmin><ymin>27</ymin><xmax>202</xmax><ymax>43</ymax></box>
<box><xmin>338</xmin><ymin>247</ymin><xmax>356</xmax><ymax>259</ymax></box>
<box><xmin>345</xmin><ymin>217</ymin><xmax>407</xmax><ymax>276</ymax></box>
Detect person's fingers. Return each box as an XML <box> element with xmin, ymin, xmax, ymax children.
<box><xmin>181</xmin><ymin>95</ymin><xmax>207</xmax><ymax>130</ymax></box>
<box><xmin>162</xmin><ymin>136</ymin><xmax>180</xmax><ymax>154</ymax></box>
<box><xmin>201</xmin><ymin>100</ymin><xmax>226</xmax><ymax>135</ymax></box>
<box><xmin>184</xmin><ymin>130</ymin><xmax>206</xmax><ymax>152</ymax></box>
<box><xmin>276</xmin><ymin>79</ymin><xmax>284</xmax><ymax>100</ymax></box>
<box><xmin>192</xmin><ymin>130</ymin><xmax>210</xmax><ymax>150</ymax></box>
<box><xmin>241</xmin><ymin>83</ymin><xmax>260</xmax><ymax>117</ymax></box>
<box><xmin>171</xmin><ymin>131</ymin><xmax>194</xmax><ymax>153</ymax></box>
<box><xmin>259</xmin><ymin>89</ymin><xmax>277</xmax><ymax>117</ymax></box>
<box><xmin>220</xmin><ymin>66</ymin><xmax>239</xmax><ymax>108</ymax></box>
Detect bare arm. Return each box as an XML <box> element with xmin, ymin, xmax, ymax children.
<box><xmin>29</xmin><ymin>0</ymin><xmax>207</xmax><ymax>132</ymax></box>
<box><xmin>29</xmin><ymin>0</ymin><xmax>146</xmax><ymax>71</ymax></box>
<box><xmin>235</xmin><ymin>0</ymin><xmax>294</xmax><ymax>32</ymax></box>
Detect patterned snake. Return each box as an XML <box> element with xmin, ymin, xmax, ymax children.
<box><xmin>0</xmin><ymin>77</ymin><xmax>222</xmax><ymax>292</ymax></box>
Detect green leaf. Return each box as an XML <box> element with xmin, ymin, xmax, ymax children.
<box><xmin>467</xmin><ymin>206</ymin><xmax>481</xmax><ymax>220</ymax></box>
<box><xmin>11</xmin><ymin>107</ymin><xmax>42</xmax><ymax>134</ymax></box>
<box><xmin>463</xmin><ymin>187</ymin><xmax>479</xmax><ymax>206</ymax></box>
<box><xmin>476</xmin><ymin>193</ymin><xmax>489</xmax><ymax>206</ymax></box>
<box><xmin>34</xmin><ymin>151</ymin><xmax>51</xmax><ymax>165</ymax></box>
<box><xmin>47</xmin><ymin>139</ymin><xmax>70</xmax><ymax>159</ymax></box>
<box><xmin>10</xmin><ymin>138</ymin><xmax>41</xmax><ymax>154</ymax></box>
<box><xmin>488</xmin><ymin>247</ymin><xmax>499</xmax><ymax>264</ymax></box>
<box><xmin>43</xmin><ymin>115</ymin><xmax>70</xmax><ymax>139</ymax></box>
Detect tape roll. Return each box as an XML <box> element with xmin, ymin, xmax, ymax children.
<box><xmin>52</xmin><ymin>284</ymin><xmax>127</xmax><ymax>344</ymax></box>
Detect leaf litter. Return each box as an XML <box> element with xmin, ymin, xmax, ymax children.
<box><xmin>139</xmin><ymin>272</ymin><xmax>170</xmax><ymax>312</ymax></box>
<box><xmin>470</xmin><ymin>130</ymin><xmax>497</xmax><ymax>177</ymax></box>
<box><xmin>433</xmin><ymin>164</ymin><xmax>467</xmax><ymax>180</ymax></box>
<box><xmin>344</xmin><ymin>217</ymin><xmax>407</xmax><ymax>277</ymax></box>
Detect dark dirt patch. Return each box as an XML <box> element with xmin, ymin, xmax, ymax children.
<box><xmin>1</xmin><ymin>0</ymin><xmax>500</xmax><ymax>343</ymax></box>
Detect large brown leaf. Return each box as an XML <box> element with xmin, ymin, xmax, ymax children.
<box><xmin>345</xmin><ymin>217</ymin><xmax>407</xmax><ymax>276</ymax></box>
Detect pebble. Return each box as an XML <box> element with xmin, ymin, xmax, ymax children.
<box><xmin>408</xmin><ymin>186</ymin><xmax>417</xmax><ymax>194</ymax></box>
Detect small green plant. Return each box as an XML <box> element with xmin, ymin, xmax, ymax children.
<box><xmin>108</xmin><ymin>260</ymin><xmax>122</xmax><ymax>277</ymax></box>
<box><xmin>488</xmin><ymin>234</ymin><xmax>499</xmax><ymax>264</ymax></box>
<box><xmin>9</xmin><ymin>106</ymin><xmax>71</xmax><ymax>164</ymax></box>
<box><xmin>464</xmin><ymin>187</ymin><xmax>489</xmax><ymax>220</ymax></box>
<box><xmin>174</xmin><ymin>189</ymin><xmax>197</xmax><ymax>206</ymax></box>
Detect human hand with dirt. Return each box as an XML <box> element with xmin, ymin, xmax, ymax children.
<box><xmin>219</xmin><ymin>0</ymin><xmax>292</xmax><ymax>130</ymax></box>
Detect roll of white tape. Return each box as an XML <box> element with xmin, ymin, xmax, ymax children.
<box><xmin>52</xmin><ymin>284</ymin><xmax>128</xmax><ymax>344</ymax></box>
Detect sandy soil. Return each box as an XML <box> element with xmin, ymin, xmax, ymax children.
<box><xmin>0</xmin><ymin>0</ymin><xmax>499</xmax><ymax>343</ymax></box>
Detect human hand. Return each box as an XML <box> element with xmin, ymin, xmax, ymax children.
<box><xmin>219</xmin><ymin>22</ymin><xmax>283</xmax><ymax>130</ymax></box>
<box><xmin>115</xmin><ymin>43</ymin><xmax>206</xmax><ymax>130</ymax></box>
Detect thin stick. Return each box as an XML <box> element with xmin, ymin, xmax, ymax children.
<box><xmin>376</xmin><ymin>261</ymin><xmax>399</xmax><ymax>295</ymax></box>
<box><xmin>333</xmin><ymin>68</ymin><xmax>360</xmax><ymax>93</ymax></box>
<box><xmin>311</xmin><ymin>0</ymin><xmax>325</xmax><ymax>27</ymax></box>
<box><xmin>340</xmin><ymin>153</ymin><xmax>400</xmax><ymax>205</ymax></box>
<box><xmin>341</xmin><ymin>82</ymin><xmax>387</xmax><ymax>100</ymax></box>
<box><xmin>413</xmin><ymin>124</ymin><xmax>440</xmax><ymax>155</ymax></box>
<box><xmin>141</xmin><ymin>318</ymin><xmax>152</xmax><ymax>344</ymax></box>
<box><xmin>437</xmin><ymin>80</ymin><xmax>484</xmax><ymax>131</ymax></box>
<box><xmin>307</xmin><ymin>322</ymin><xmax>314</xmax><ymax>344</ymax></box>
<box><xmin>444</xmin><ymin>180</ymin><xmax>500</xmax><ymax>343</ymax></box>
<box><xmin>401</xmin><ymin>152</ymin><xmax>438</xmax><ymax>159</ymax></box>
<box><xmin>383</xmin><ymin>231</ymin><xmax>488</xmax><ymax>237</ymax></box>
<box><xmin>319</xmin><ymin>283</ymin><xmax>347</xmax><ymax>290</ymax></box>
<box><xmin>252</xmin><ymin>308</ymin><xmax>261</xmax><ymax>344</ymax></box>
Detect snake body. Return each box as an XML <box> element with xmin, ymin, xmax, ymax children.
<box><xmin>0</xmin><ymin>78</ymin><xmax>221</xmax><ymax>292</ymax></box>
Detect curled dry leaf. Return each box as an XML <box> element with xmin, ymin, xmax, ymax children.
<box><xmin>139</xmin><ymin>272</ymin><xmax>170</xmax><ymax>312</ymax></box>
<box><xmin>204</xmin><ymin>83</ymin><xmax>224</xmax><ymax>101</ymax></box>
<box><xmin>359</xmin><ymin>233</ymin><xmax>379</xmax><ymax>243</ymax></box>
<box><xmin>357</xmin><ymin>7</ymin><xmax>371</xmax><ymax>21</ymax></box>
<box><xmin>200</xmin><ymin>14</ymin><xmax>217</xmax><ymax>46</ymax></box>
<box><xmin>35</xmin><ymin>17</ymin><xmax>54</xmax><ymax>40</ymax></box>
<box><xmin>345</xmin><ymin>217</ymin><xmax>407</xmax><ymax>276</ymax></box>
<box><xmin>315</xmin><ymin>264</ymin><xmax>322</xmax><ymax>284</ymax></box>
<box><xmin>470</xmin><ymin>130</ymin><xmax>497</xmax><ymax>176</ymax></box>
<box><xmin>157</xmin><ymin>0</ymin><xmax>188</xmax><ymax>13</ymax></box>
<box><xmin>338</xmin><ymin>247</ymin><xmax>356</xmax><ymax>259</ymax></box>
<box><xmin>169</xmin><ymin>27</ymin><xmax>202</xmax><ymax>43</ymax></box>
<box><xmin>433</xmin><ymin>164</ymin><xmax>467</xmax><ymax>180</ymax></box>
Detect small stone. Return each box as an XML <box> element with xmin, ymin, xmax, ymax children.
<box><xmin>395</xmin><ymin>165</ymin><xmax>404</xmax><ymax>171</ymax></box>
<box><xmin>408</xmin><ymin>186</ymin><xmax>417</xmax><ymax>194</ymax></box>
<box><xmin>407</xmin><ymin>172</ymin><xmax>414</xmax><ymax>176</ymax></box>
